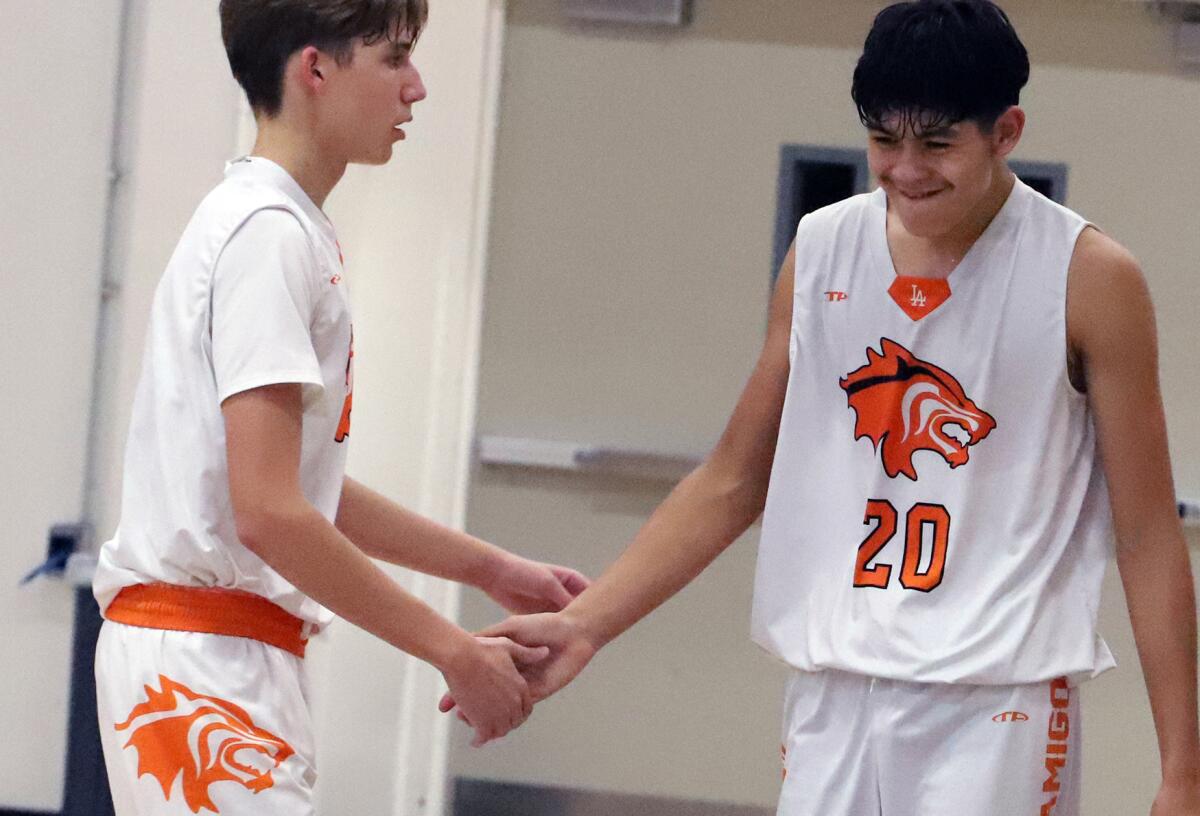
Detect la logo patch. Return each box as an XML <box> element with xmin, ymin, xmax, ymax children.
<box><xmin>839</xmin><ymin>338</ymin><xmax>996</xmax><ymax>480</ymax></box>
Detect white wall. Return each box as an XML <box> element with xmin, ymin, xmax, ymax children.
<box><xmin>0</xmin><ymin>1</ymin><xmax>123</xmax><ymax>808</ymax></box>
<box><xmin>452</xmin><ymin>6</ymin><xmax>1200</xmax><ymax>813</ymax></box>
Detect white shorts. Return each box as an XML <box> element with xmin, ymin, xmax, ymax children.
<box><xmin>778</xmin><ymin>669</ymin><xmax>1081</xmax><ymax>816</ymax></box>
<box><xmin>95</xmin><ymin>620</ymin><xmax>317</xmax><ymax>815</ymax></box>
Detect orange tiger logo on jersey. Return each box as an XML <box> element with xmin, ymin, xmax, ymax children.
<box><xmin>114</xmin><ymin>675</ymin><xmax>295</xmax><ymax>814</ymax></box>
<box><xmin>839</xmin><ymin>338</ymin><xmax>996</xmax><ymax>481</ymax></box>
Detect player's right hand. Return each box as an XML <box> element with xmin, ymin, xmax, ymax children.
<box><xmin>438</xmin><ymin>612</ymin><xmax>599</xmax><ymax>727</ymax></box>
<box><xmin>440</xmin><ymin>636</ymin><xmax>548</xmax><ymax>748</ymax></box>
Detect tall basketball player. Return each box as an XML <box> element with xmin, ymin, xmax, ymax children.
<box><xmin>93</xmin><ymin>3</ymin><xmax>588</xmax><ymax>813</ymax></box>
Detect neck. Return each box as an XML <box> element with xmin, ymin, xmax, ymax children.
<box><xmin>919</xmin><ymin>168</ymin><xmax>1016</xmax><ymax>258</ymax></box>
<box><xmin>952</xmin><ymin>168</ymin><xmax>1016</xmax><ymax>251</ymax></box>
<box><xmin>250</xmin><ymin>115</ymin><xmax>346</xmax><ymax>209</ymax></box>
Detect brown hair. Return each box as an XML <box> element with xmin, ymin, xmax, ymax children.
<box><xmin>220</xmin><ymin>0</ymin><xmax>428</xmax><ymax>116</ymax></box>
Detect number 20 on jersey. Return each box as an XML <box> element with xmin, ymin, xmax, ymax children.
<box><xmin>855</xmin><ymin>499</ymin><xmax>951</xmax><ymax>592</ymax></box>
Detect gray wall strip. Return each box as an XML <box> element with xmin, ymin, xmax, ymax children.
<box><xmin>454</xmin><ymin>778</ymin><xmax>774</xmax><ymax>816</ymax></box>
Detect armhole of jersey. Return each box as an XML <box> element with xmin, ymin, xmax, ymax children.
<box><xmin>1062</xmin><ymin>219</ymin><xmax>1096</xmax><ymax>400</ymax></box>
<box><xmin>788</xmin><ymin>215</ymin><xmax>809</xmax><ymax>360</ymax></box>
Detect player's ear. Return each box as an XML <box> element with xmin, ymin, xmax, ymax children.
<box><xmin>291</xmin><ymin>46</ymin><xmax>327</xmax><ymax>95</ymax></box>
<box><xmin>991</xmin><ymin>106</ymin><xmax>1025</xmax><ymax>159</ymax></box>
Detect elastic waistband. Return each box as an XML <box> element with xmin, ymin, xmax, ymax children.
<box><xmin>105</xmin><ymin>583</ymin><xmax>307</xmax><ymax>658</ymax></box>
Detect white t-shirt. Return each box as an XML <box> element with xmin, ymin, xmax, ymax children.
<box><xmin>94</xmin><ymin>157</ymin><xmax>354</xmax><ymax>631</ymax></box>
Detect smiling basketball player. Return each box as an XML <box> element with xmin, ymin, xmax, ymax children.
<box><xmin>446</xmin><ymin>3</ymin><xmax>1200</xmax><ymax>814</ymax></box>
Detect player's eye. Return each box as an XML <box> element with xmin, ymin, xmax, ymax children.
<box><xmin>388</xmin><ymin>45</ymin><xmax>412</xmax><ymax>67</ymax></box>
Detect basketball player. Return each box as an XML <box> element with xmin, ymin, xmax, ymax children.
<box><xmin>92</xmin><ymin>2</ymin><xmax>588</xmax><ymax>813</ymax></box>
<box><xmin>444</xmin><ymin>2</ymin><xmax>1199</xmax><ymax>813</ymax></box>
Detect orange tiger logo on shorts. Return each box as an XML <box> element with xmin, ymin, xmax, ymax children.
<box><xmin>115</xmin><ymin>675</ymin><xmax>295</xmax><ymax>814</ymax></box>
<box><xmin>840</xmin><ymin>338</ymin><xmax>996</xmax><ymax>481</ymax></box>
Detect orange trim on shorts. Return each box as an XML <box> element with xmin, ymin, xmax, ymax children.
<box><xmin>105</xmin><ymin>583</ymin><xmax>308</xmax><ymax>658</ymax></box>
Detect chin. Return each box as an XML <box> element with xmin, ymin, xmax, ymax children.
<box><xmin>894</xmin><ymin>194</ymin><xmax>967</xmax><ymax>236</ymax></box>
<box><xmin>353</xmin><ymin>146</ymin><xmax>394</xmax><ymax>166</ymax></box>
<box><xmin>893</xmin><ymin>206</ymin><xmax>940</xmax><ymax>235</ymax></box>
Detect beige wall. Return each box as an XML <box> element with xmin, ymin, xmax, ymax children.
<box><xmin>511</xmin><ymin>0</ymin><xmax>1180</xmax><ymax>75</ymax></box>
<box><xmin>452</xmin><ymin>3</ymin><xmax>1200</xmax><ymax>813</ymax></box>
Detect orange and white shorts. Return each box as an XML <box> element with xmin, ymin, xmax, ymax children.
<box><xmin>95</xmin><ymin>584</ymin><xmax>318</xmax><ymax>816</ymax></box>
<box><xmin>778</xmin><ymin>669</ymin><xmax>1081</xmax><ymax>816</ymax></box>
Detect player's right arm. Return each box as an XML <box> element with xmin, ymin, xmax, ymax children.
<box><xmin>212</xmin><ymin>208</ymin><xmax>543</xmax><ymax>745</ymax></box>
<box><xmin>223</xmin><ymin>382</ymin><xmax>545</xmax><ymax>747</ymax></box>
<box><xmin>449</xmin><ymin>241</ymin><xmax>796</xmax><ymax>708</ymax></box>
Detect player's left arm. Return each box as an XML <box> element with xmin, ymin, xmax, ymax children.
<box><xmin>1068</xmin><ymin>227</ymin><xmax>1200</xmax><ymax>813</ymax></box>
<box><xmin>334</xmin><ymin>476</ymin><xmax>589</xmax><ymax>614</ymax></box>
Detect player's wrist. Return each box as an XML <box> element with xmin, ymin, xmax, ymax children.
<box><xmin>428</xmin><ymin>626</ymin><xmax>482</xmax><ymax>677</ymax></box>
<box><xmin>560</xmin><ymin>606</ymin><xmax>608</xmax><ymax>653</ymax></box>
<box><xmin>1161</xmin><ymin>752</ymin><xmax>1200</xmax><ymax>787</ymax></box>
<box><xmin>466</xmin><ymin>542</ymin><xmax>512</xmax><ymax>593</ymax></box>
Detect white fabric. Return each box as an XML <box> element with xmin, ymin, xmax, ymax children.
<box><xmin>96</xmin><ymin>621</ymin><xmax>317</xmax><ymax>815</ymax></box>
<box><xmin>777</xmin><ymin>669</ymin><xmax>1081</xmax><ymax>816</ymax></box>
<box><xmin>752</xmin><ymin>179</ymin><xmax>1116</xmax><ymax>685</ymax></box>
<box><xmin>94</xmin><ymin>157</ymin><xmax>353</xmax><ymax>630</ymax></box>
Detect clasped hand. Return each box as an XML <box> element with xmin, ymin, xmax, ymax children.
<box><xmin>439</xmin><ymin>611</ymin><xmax>600</xmax><ymax>746</ymax></box>
<box><xmin>442</xmin><ymin>555</ymin><xmax>592</xmax><ymax>746</ymax></box>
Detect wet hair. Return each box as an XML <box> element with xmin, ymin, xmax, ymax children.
<box><xmin>851</xmin><ymin>0</ymin><xmax>1029</xmax><ymax>134</ymax></box>
<box><xmin>219</xmin><ymin>0</ymin><xmax>428</xmax><ymax>117</ymax></box>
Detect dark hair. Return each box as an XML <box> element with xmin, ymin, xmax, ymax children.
<box><xmin>220</xmin><ymin>0</ymin><xmax>429</xmax><ymax>117</ymax></box>
<box><xmin>851</xmin><ymin>0</ymin><xmax>1029</xmax><ymax>134</ymax></box>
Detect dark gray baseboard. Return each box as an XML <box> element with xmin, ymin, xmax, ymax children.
<box><xmin>453</xmin><ymin>778</ymin><xmax>774</xmax><ymax>816</ymax></box>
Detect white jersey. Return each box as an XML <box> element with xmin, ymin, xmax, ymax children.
<box><xmin>94</xmin><ymin>157</ymin><xmax>354</xmax><ymax>631</ymax></box>
<box><xmin>751</xmin><ymin>179</ymin><xmax>1116</xmax><ymax>685</ymax></box>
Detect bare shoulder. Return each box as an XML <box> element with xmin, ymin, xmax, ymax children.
<box><xmin>1068</xmin><ymin>227</ymin><xmax>1146</xmax><ymax>300</ymax></box>
<box><xmin>1067</xmin><ymin>227</ymin><xmax>1152</xmax><ymax>346</ymax></box>
<box><xmin>1067</xmin><ymin>227</ymin><xmax>1158</xmax><ymax>392</ymax></box>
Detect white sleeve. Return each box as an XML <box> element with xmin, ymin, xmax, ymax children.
<box><xmin>211</xmin><ymin>207</ymin><xmax>324</xmax><ymax>404</ymax></box>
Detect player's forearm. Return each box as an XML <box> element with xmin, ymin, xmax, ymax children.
<box><xmin>564</xmin><ymin>460</ymin><xmax>764</xmax><ymax>648</ymax></box>
<box><xmin>335</xmin><ymin>476</ymin><xmax>503</xmax><ymax>589</ymax></box>
<box><xmin>1117</xmin><ymin>525</ymin><xmax>1200</xmax><ymax>782</ymax></box>
<box><xmin>239</xmin><ymin>497</ymin><xmax>475</xmax><ymax>670</ymax></box>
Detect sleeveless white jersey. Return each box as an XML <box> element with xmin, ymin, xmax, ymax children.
<box><xmin>94</xmin><ymin>157</ymin><xmax>354</xmax><ymax>631</ymax></box>
<box><xmin>751</xmin><ymin>179</ymin><xmax>1116</xmax><ymax>685</ymax></box>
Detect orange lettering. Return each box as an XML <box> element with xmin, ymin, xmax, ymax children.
<box><xmin>1041</xmin><ymin>677</ymin><xmax>1071</xmax><ymax>813</ymax></box>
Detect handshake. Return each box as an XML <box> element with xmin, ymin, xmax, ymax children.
<box><xmin>434</xmin><ymin>555</ymin><xmax>598</xmax><ymax>748</ymax></box>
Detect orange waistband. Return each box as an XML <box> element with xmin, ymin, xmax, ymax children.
<box><xmin>105</xmin><ymin>583</ymin><xmax>308</xmax><ymax>658</ymax></box>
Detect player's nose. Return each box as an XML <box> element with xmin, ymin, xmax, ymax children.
<box><xmin>889</xmin><ymin>146</ymin><xmax>929</xmax><ymax>184</ymax></box>
<box><xmin>403</xmin><ymin>66</ymin><xmax>427</xmax><ymax>105</ymax></box>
